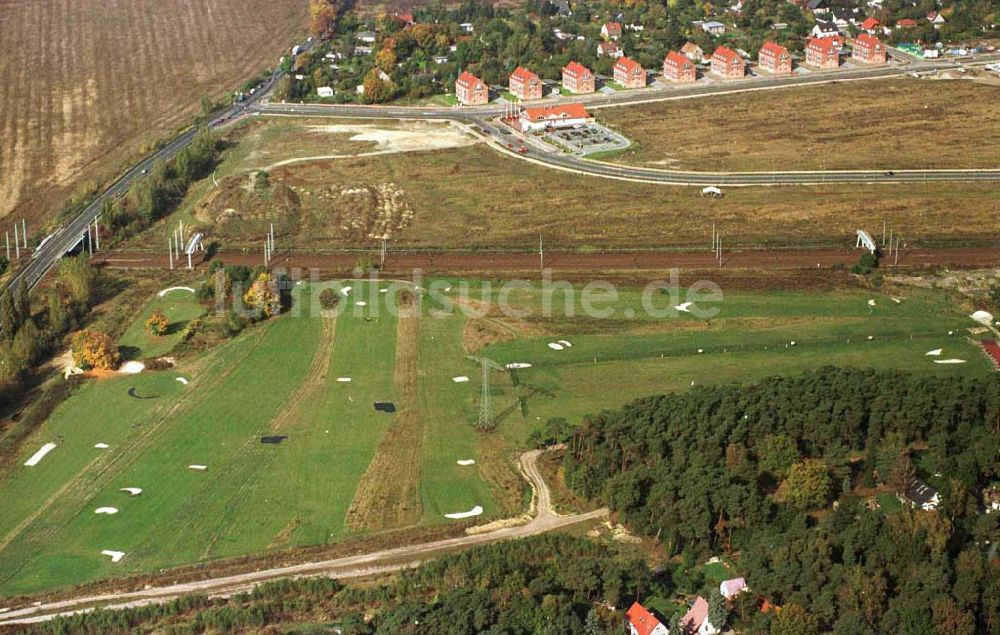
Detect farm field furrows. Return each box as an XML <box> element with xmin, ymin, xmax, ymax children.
<box><xmin>0</xmin><ymin>0</ymin><xmax>307</xmax><ymax>226</ymax></box>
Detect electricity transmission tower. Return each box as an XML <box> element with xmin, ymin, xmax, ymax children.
<box><xmin>466</xmin><ymin>355</ymin><xmax>506</xmax><ymax>431</ymax></box>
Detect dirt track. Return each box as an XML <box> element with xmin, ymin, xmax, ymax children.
<box><xmin>0</xmin><ymin>449</ymin><xmax>607</xmax><ymax>626</ymax></box>
<box><xmin>96</xmin><ymin>246</ymin><xmax>1000</xmax><ymax>278</ymax></box>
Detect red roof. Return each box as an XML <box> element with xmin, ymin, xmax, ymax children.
<box><xmin>598</xmin><ymin>41</ymin><xmax>621</xmax><ymax>54</ymax></box>
<box><xmin>855</xmin><ymin>32</ymin><xmax>882</xmax><ymax>49</ymax></box>
<box><xmin>680</xmin><ymin>596</ymin><xmax>710</xmax><ymax>632</ymax></box>
<box><xmin>521</xmin><ymin>103</ymin><xmax>589</xmax><ymax>122</ymax></box>
<box><xmin>625</xmin><ymin>602</ymin><xmax>665</xmax><ymax>635</ymax></box>
<box><xmin>510</xmin><ymin>66</ymin><xmax>538</xmax><ymax>83</ymax></box>
<box><xmin>897</xmin><ymin>18</ymin><xmax>918</xmax><ymax>27</ymax></box>
<box><xmin>603</xmin><ymin>21</ymin><xmax>622</xmax><ymax>35</ymax></box>
<box><xmin>456</xmin><ymin>71</ymin><xmax>485</xmax><ymax>89</ymax></box>
<box><xmin>861</xmin><ymin>16</ymin><xmax>880</xmax><ymax>30</ymax></box>
<box><xmin>563</xmin><ymin>61</ymin><xmax>591</xmax><ymax>78</ymax></box>
<box><xmin>807</xmin><ymin>36</ymin><xmax>837</xmax><ymax>53</ymax></box>
<box><xmin>665</xmin><ymin>51</ymin><xmax>693</xmax><ymax>67</ymax></box>
<box><xmin>759</xmin><ymin>41</ymin><xmax>789</xmax><ymax>57</ymax></box>
<box><xmin>713</xmin><ymin>46</ymin><xmax>741</xmax><ymax>63</ymax></box>
<box><xmin>615</xmin><ymin>56</ymin><xmax>643</xmax><ymax>73</ymax></box>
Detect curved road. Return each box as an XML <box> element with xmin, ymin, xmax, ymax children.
<box><xmin>0</xmin><ymin>449</ymin><xmax>607</xmax><ymax>626</ymax></box>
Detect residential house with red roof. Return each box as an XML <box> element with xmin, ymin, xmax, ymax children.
<box><xmin>625</xmin><ymin>602</ymin><xmax>668</xmax><ymax>635</ymax></box>
<box><xmin>562</xmin><ymin>61</ymin><xmax>595</xmax><ymax>94</ymax></box>
<box><xmin>682</xmin><ymin>41</ymin><xmax>705</xmax><ymax>61</ymax></box>
<box><xmin>861</xmin><ymin>16</ymin><xmax>881</xmax><ymax>32</ymax></box>
<box><xmin>852</xmin><ymin>33</ymin><xmax>886</xmax><ymax>64</ymax></box>
<box><xmin>455</xmin><ymin>71</ymin><xmax>488</xmax><ymax>105</ymax></box>
<box><xmin>896</xmin><ymin>17</ymin><xmax>918</xmax><ymax>28</ymax></box>
<box><xmin>663</xmin><ymin>51</ymin><xmax>697</xmax><ymax>82</ymax></box>
<box><xmin>720</xmin><ymin>577</ymin><xmax>749</xmax><ymax>599</ymax></box>
<box><xmin>680</xmin><ymin>596</ymin><xmax>719</xmax><ymax>635</ymax></box>
<box><xmin>711</xmin><ymin>46</ymin><xmax>745</xmax><ymax>79</ymax></box>
<box><xmin>597</xmin><ymin>41</ymin><xmax>623</xmax><ymax>58</ymax></box>
<box><xmin>757</xmin><ymin>41</ymin><xmax>792</xmax><ymax>74</ymax></box>
<box><xmin>519</xmin><ymin>103</ymin><xmax>592</xmax><ymax>132</ymax></box>
<box><xmin>806</xmin><ymin>37</ymin><xmax>840</xmax><ymax>69</ymax></box>
<box><xmin>509</xmin><ymin>66</ymin><xmax>543</xmax><ymax>100</ymax></box>
<box><xmin>602</xmin><ymin>21</ymin><xmax>622</xmax><ymax>40</ymax></box>
<box><xmin>613</xmin><ymin>56</ymin><xmax>647</xmax><ymax>88</ymax></box>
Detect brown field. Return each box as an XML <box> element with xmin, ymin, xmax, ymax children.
<box><xmin>598</xmin><ymin>79</ymin><xmax>1000</xmax><ymax>171</ymax></box>
<box><xmin>0</xmin><ymin>0</ymin><xmax>307</xmax><ymax>228</ymax></box>
<box><xmin>146</xmin><ymin>120</ymin><xmax>1000</xmax><ymax>251</ymax></box>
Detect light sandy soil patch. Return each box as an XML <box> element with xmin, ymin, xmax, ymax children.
<box><xmin>263</xmin><ymin>121</ymin><xmax>479</xmax><ymax>170</ymax></box>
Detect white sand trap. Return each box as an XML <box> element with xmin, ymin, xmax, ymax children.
<box><xmin>971</xmin><ymin>310</ymin><xmax>994</xmax><ymax>325</ymax></box>
<box><xmin>94</xmin><ymin>507</ymin><xmax>118</xmax><ymax>515</ymax></box>
<box><xmin>505</xmin><ymin>362</ymin><xmax>532</xmax><ymax>369</ymax></box>
<box><xmin>157</xmin><ymin>286</ymin><xmax>195</xmax><ymax>297</ymax></box>
<box><xmin>379</xmin><ymin>288</ymin><xmax>388</xmax><ymax>293</ymax></box>
<box><xmin>547</xmin><ymin>342</ymin><xmax>564</xmax><ymax>350</ymax></box>
<box><xmin>926</xmin><ymin>349</ymin><xmax>943</xmax><ymax>356</ymax></box>
<box><xmin>558</xmin><ymin>340</ymin><xmax>572</xmax><ymax>347</ymax></box>
<box><xmin>935</xmin><ymin>359</ymin><xmax>967</xmax><ymax>364</ymax></box>
<box><xmin>867</xmin><ymin>336</ymin><xmax>874</xmax><ymax>340</ymax></box>
<box><xmin>868</xmin><ymin>299</ymin><xmax>876</xmax><ymax>307</ymax></box>
<box><xmin>188</xmin><ymin>464</ymin><xmax>207</xmax><ymax>471</ymax></box>
<box><xmin>452</xmin><ymin>376</ymin><xmax>469</xmax><ymax>383</ymax></box>
<box><xmin>444</xmin><ymin>505</ymin><xmax>484</xmax><ymax>519</ymax></box>
<box><xmin>340</xmin><ymin>286</ymin><xmax>352</xmax><ymax>296</ymax></box>
<box><xmin>176</xmin><ymin>377</ymin><xmax>189</xmax><ymax>385</ymax></box>
<box><xmin>697</xmin><ymin>348</ymin><xmax>704</xmax><ymax>353</ymax></box>
<box><xmin>337</xmin><ymin>377</ymin><xmax>352</xmax><ymax>382</ymax></box>
<box><xmin>355</xmin><ymin>301</ymin><xmax>367</xmax><ymax>307</ymax></box>
<box><xmin>120</xmin><ymin>487</ymin><xmax>142</xmax><ymax>496</ymax></box>
<box><xmin>94</xmin><ymin>442</ymin><xmax>109</xmax><ymax>449</ymax></box>
<box><xmin>296</xmin><ymin>280</ymin><xmax>305</xmax><ymax>286</ymax></box>
<box><xmin>892</xmin><ymin>298</ymin><xmax>902</xmax><ymax>304</ymax></box>
<box><xmin>675</xmin><ymin>302</ymin><xmax>693</xmax><ymax>312</ymax></box>
<box><xmin>119</xmin><ymin>361</ymin><xmax>145</xmax><ymax>374</ymax></box>
<box><xmin>456</xmin><ymin>459</ymin><xmax>476</xmax><ymax>466</ymax></box>
<box><xmin>444</xmin><ymin>286</ymin><xmax>452</xmax><ymax>292</ymax></box>
<box><xmin>790</xmin><ymin>341</ymin><xmax>796</xmax><ymax>346</ymax></box>
<box><xmin>101</xmin><ymin>550</ymin><xmax>125</xmax><ymax>563</ymax></box>
<box><xmin>24</xmin><ymin>443</ymin><xmax>57</xmax><ymax>467</ymax></box>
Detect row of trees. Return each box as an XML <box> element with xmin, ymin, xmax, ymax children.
<box><xmin>563</xmin><ymin>367</ymin><xmax>1000</xmax><ymax>633</ymax></box>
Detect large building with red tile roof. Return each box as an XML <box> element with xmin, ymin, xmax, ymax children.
<box><xmin>519</xmin><ymin>103</ymin><xmax>592</xmax><ymax>132</ymax></box>
<box><xmin>758</xmin><ymin>41</ymin><xmax>792</xmax><ymax>75</ymax></box>
<box><xmin>509</xmin><ymin>66</ymin><xmax>543</xmax><ymax>100</ymax></box>
<box><xmin>562</xmin><ymin>61</ymin><xmax>595</xmax><ymax>94</ymax></box>
<box><xmin>455</xmin><ymin>71</ymin><xmax>488</xmax><ymax>105</ymax></box>
<box><xmin>663</xmin><ymin>51</ymin><xmax>697</xmax><ymax>82</ymax></box>
<box><xmin>852</xmin><ymin>33</ymin><xmax>886</xmax><ymax>64</ymax></box>
<box><xmin>613</xmin><ymin>56</ymin><xmax>647</xmax><ymax>88</ymax></box>
<box><xmin>806</xmin><ymin>37</ymin><xmax>840</xmax><ymax>69</ymax></box>
<box><xmin>711</xmin><ymin>46</ymin><xmax>745</xmax><ymax>79</ymax></box>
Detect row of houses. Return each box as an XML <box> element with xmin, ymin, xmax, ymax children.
<box><xmin>456</xmin><ymin>33</ymin><xmax>887</xmax><ymax>105</ymax></box>
<box><xmin>625</xmin><ymin>577</ymin><xmax>750</xmax><ymax>635</ymax></box>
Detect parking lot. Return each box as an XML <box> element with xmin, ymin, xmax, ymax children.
<box><xmin>545</xmin><ymin>123</ymin><xmax>631</xmax><ymax>155</ymax></box>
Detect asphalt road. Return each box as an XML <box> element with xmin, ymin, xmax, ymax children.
<box><xmin>0</xmin><ymin>449</ymin><xmax>607</xmax><ymax>626</ymax></box>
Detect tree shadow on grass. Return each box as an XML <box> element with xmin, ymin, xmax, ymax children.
<box><xmin>118</xmin><ymin>345</ymin><xmax>141</xmax><ymax>361</ymax></box>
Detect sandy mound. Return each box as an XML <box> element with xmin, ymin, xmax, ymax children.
<box><xmin>444</xmin><ymin>505</ymin><xmax>484</xmax><ymax>519</ymax></box>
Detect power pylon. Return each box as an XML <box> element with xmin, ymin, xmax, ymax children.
<box><xmin>466</xmin><ymin>355</ymin><xmax>506</xmax><ymax>431</ymax></box>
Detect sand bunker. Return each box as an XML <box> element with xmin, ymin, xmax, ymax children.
<box><xmin>355</xmin><ymin>301</ymin><xmax>367</xmax><ymax>307</ymax></box>
<box><xmin>101</xmin><ymin>550</ymin><xmax>125</xmax><ymax>563</ymax></box>
<box><xmin>379</xmin><ymin>288</ymin><xmax>388</xmax><ymax>293</ymax></box>
<box><xmin>547</xmin><ymin>342</ymin><xmax>564</xmax><ymax>351</ymax></box>
<box><xmin>120</xmin><ymin>487</ymin><xmax>143</xmax><ymax>496</ymax></box>
<box><xmin>445</xmin><ymin>505</ymin><xmax>484</xmax><ymax>519</ymax></box>
<box><xmin>158</xmin><ymin>287</ymin><xmax>196</xmax><ymax>297</ymax></box>
<box><xmin>94</xmin><ymin>442</ymin><xmax>109</xmax><ymax>449</ymax></box>
<box><xmin>868</xmin><ymin>299</ymin><xmax>876</xmax><ymax>307</ymax></box>
<box><xmin>675</xmin><ymin>302</ymin><xmax>693</xmax><ymax>312</ymax></box>
<box><xmin>337</xmin><ymin>377</ymin><xmax>352</xmax><ymax>382</ymax></box>
<box><xmin>934</xmin><ymin>359</ymin><xmax>967</xmax><ymax>364</ymax></box>
<box><xmin>971</xmin><ymin>310</ymin><xmax>994</xmax><ymax>325</ymax></box>
<box><xmin>119</xmin><ymin>361</ymin><xmax>145</xmax><ymax>375</ymax></box>
<box><xmin>926</xmin><ymin>349</ymin><xmax>943</xmax><ymax>356</ymax></box>
<box><xmin>94</xmin><ymin>507</ymin><xmax>118</xmax><ymax>515</ymax></box>
<box><xmin>340</xmin><ymin>286</ymin><xmax>352</xmax><ymax>296</ymax></box>
<box><xmin>24</xmin><ymin>443</ymin><xmax>56</xmax><ymax>467</ymax></box>
<box><xmin>175</xmin><ymin>377</ymin><xmax>189</xmax><ymax>385</ymax></box>
<box><xmin>456</xmin><ymin>459</ymin><xmax>476</xmax><ymax>466</ymax></box>
<box><xmin>505</xmin><ymin>362</ymin><xmax>532</xmax><ymax>369</ymax></box>
<box><xmin>188</xmin><ymin>464</ymin><xmax>207</xmax><ymax>471</ymax></box>
<box><xmin>452</xmin><ymin>376</ymin><xmax>470</xmax><ymax>383</ymax></box>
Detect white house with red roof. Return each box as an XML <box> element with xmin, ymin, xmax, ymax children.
<box><xmin>720</xmin><ymin>577</ymin><xmax>749</xmax><ymax>599</ymax></box>
<box><xmin>602</xmin><ymin>21</ymin><xmax>622</xmax><ymax>40</ymax></box>
<box><xmin>597</xmin><ymin>41</ymin><xmax>623</xmax><ymax>58</ymax></box>
<box><xmin>519</xmin><ymin>103</ymin><xmax>592</xmax><ymax>132</ymax></box>
<box><xmin>562</xmin><ymin>61</ymin><xmax>595</xmax><ymax>93</ymax></box>
<box><xmin>680</xmin><ymin>596</ymin><xmax>719</xmax><ymax>635</ymax></box>
<box><xmin>625</xmin><ymin>602</ymin><xmax>668</xmax><ymax>635</ymax></box>
<box><xmin>757</xmin><ymin>41</ymin><xmax>792</xmax><ymax>74</ymax></box>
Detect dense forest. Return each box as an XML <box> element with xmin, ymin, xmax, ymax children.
<box><xmin>565</xmin><ymin>367</ymin><xmax>1000</xmax><ymax>633</ymax></box>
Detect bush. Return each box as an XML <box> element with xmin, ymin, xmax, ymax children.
<box><xmin>319</xmin><ymin>288</ymin><xmax>340</xmax><ymax>310</ymax></box>
<box><xmin>71</xmin><ymin>330</ymin><xmax>120</xmax><ymax>370</ymax></box>
<box><xmin>146</xmin><ymin>310</ymin><xmax>169</xmax><ymax>336</ymax></box>
<box><xmin>851</xmin><ymin>252</ymin><xmax>879</xmax><ymax>275</ymax></box>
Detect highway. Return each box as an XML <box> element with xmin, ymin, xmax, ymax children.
<box><xmin>11</xmin><ymin>49</ymin><xmax>1000</xmax><ymax>292</ymax></box>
